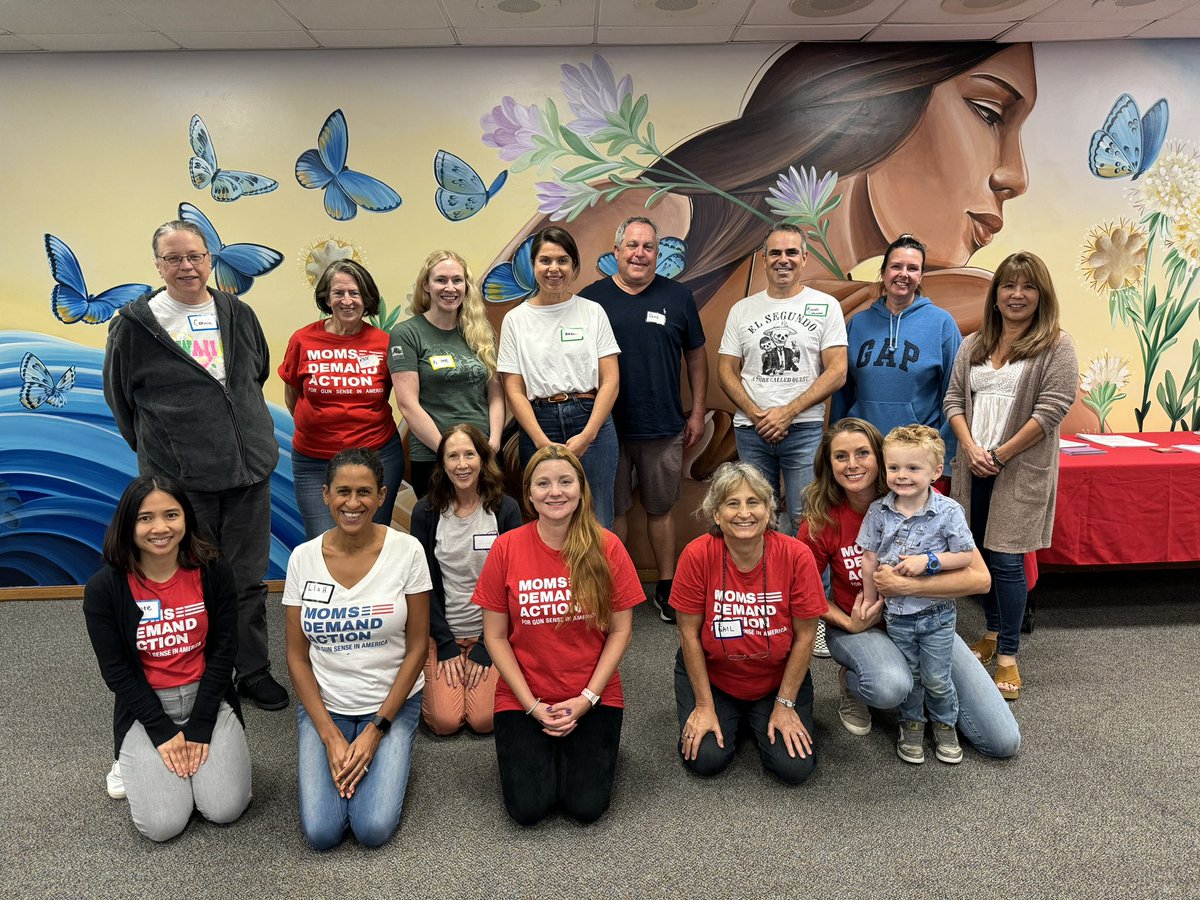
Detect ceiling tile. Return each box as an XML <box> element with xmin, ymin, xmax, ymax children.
<box><xmin>0</xmin><ymin>33</ymin><xmax>42</xmax><ymax>51</ymax></box>
<box><xmin>277</xmin><ymin>0</ymin><xmax>449</xmax><ymax>30</ymax></box>
<box><xmin>112</xmin><ymin>0</ymin><xmax>297</xmax><ymax>31</ymax></box>
<box><xmin>888</xmin><ymin>0</ymin><xmax>1056</xmax><ymax>24</ymax></box>
<box><xmin>456</xmin><ymin>25</ymin><xmax>597</xmax><ymax>44</ymax></box>
<box><xmin>1030</xmin><ymin>0</ymin><xmax>1195</xmax><ymax>21</ymax></box>
<box><xmin>734</xmin><ymin>22</ymin><xmax>873</xmax><ymax>39</ymax></box>
<box><xmin>867</xmin><ymin>22</ymin><xmax>1012</xmax><ymax>40</ymax></box>
<box><xmin>599</xmin><ymin>0</ymin><xmax>752</xmax><ymax>26</ymax></box>
<box><xmin>598</xmin><ymin>24</ymin><xmax>736</xmax><ymax>42</ymax></box>
<box><xmin>310</xmin><ymin>28</ymin><xmax>459</xmax><ymax>48</ymax></box>
<box><xmin>170</xmin><ymin>30</ymin><xmax>319</xmax><ymax>49</ymax></box>
<box><xmin>441</xmin><ymin>0</ymin><xmax>596</xmax><ymax>28</ymax></box>
<box><xmin>23</xmin><ymin>31</ymin><xmax>180</xmax><ymax>51</ymax></box>
<box><xmin>743</xmin><ymin>0</ymin><xmax>905</xmax><ymax>25</ymax></box>
<box><xmin>0</xmin><ymin>0</ymin><xmax>150</xmax><ymax>33</ymax></box>
<box><xmin>1000</xmin><ymin>19</ymin><xmax>1151</xmax><ymax>39</ymax></box>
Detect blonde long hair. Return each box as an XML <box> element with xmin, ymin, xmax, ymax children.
<box><xmin>522</xmin><ymin>445</ymin><xmax>613</xmax><ymax>631</ymax></box>
<box><xmin>411</xmin><ymin>249</ymin><xmax>497</xmax><ymax>377</ymax></box>
<box><xmin>969</xmin><ymin>251</ymin><xmax>1063</xmax><ymax>366</ymax></box>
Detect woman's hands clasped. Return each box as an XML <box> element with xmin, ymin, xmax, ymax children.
<box><xmin>533</xmin><ymin>695</ymin><xmax>593</xmax><ymax>737</ymax></box>
<box><xmin>324</xmin><ymin>726</ymin><xmax>381</xmax><ymax>799</ymax></box>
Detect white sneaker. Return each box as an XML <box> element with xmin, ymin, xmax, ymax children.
<box><xmin>812</xmin><ymin>619</ymin><xmax>831</xmax><ymax>658</ymax></box>
<box><xmin>106</xmin><ymin>760</ymin><xmax>126</xmax><ymax>800</ymax></box>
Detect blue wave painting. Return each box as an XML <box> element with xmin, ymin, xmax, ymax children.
<box><xmin>0</xmin><ymin>331</ymin><xmax>304</xmax><ymax>587</ymax></box>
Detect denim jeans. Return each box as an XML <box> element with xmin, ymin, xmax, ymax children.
<box><xmin>884</xmin><ymin>601</ymin><xmax>959</xmax><ymax>726</ymax></box>
<box><xmin>120</xmin><ymin>682</ymin><xmax>251</xmax><ymax>842</ymax></box>
<box><xmin>733</xmin><ymin>422</ymin><xmax>823</xmax><ymax>534</ymax></box>
<box><xmin>826</xmin><ymin>625</ymin><xmax>1020</xmax><ymax>758</ymax></box>
<box><xmin>291</xmin><ymin>434</ymin><xmax>405</xmax><ymax>541</ymax></box>
<box><xmin>970</xmin><ymin>474</ymin><xmax>1028</xmax><ymax>656</ymax></box>
<box><xmin>492</xmin><ymin>704</ymin><xmax>623</xmax><ymax>826</ymax></box>
<box><xmin>296</xmin><ymin>691</ymin><xmax>421</xmax><ymax>850</ymax></box>
<box><xmin>518</xmin><ymin>398</ymin><xmax>618</xmax><ymax>529</ymax></box>
<box><xmin>673</xmin><ymin>648</ymin><xmax>816</xmax><ymax>785</ymax></box>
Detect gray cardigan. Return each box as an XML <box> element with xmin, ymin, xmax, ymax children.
<box><xmin>944</xmin><ymin>331</ymin><xmax>1078</xmax><ymax>554</ymax></box>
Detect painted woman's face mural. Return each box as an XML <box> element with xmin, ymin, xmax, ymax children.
<box><xmin>866</xmin><ymin>44</ymin><xmax>1037</xmax><ymax>269</ymax></box>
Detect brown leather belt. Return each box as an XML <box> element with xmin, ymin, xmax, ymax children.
<box><xmin>533</xmin><ymin>391</ymin><xmax>597</xmax><ymax>405</ymax></box>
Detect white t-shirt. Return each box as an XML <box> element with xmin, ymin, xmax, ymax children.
<box><xmin>282</xmin><ymin>528</ymin><xmax>433</xmax><ymax>715</ymax></box>
<box><xmin>149</xmin><ymin>293</ymin><xmax>227</xmax><ymax>385</ymax></box>
<box><xmin>718</xmin><ymin>287</ymin><xmax>847</xmax><ymax>426</ymax></box>
<box><xmin>496</xmin><ymin>295</ymin><xmax>621</xmax><ymax>398</ymax></box>
<box><xmin>436</xmin><ymin>504</ymin><xmax>498</xmax><ymax>638</ymax></box>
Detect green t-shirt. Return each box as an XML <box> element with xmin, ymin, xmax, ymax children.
<box><xmin>387</xmin><ymin>315</ymin><xmax>490</xmax><ymax>461</ymax></box>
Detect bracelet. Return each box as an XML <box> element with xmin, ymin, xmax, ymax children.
<box><xmin>989</xmin><ymin>448</ymin><xmax>1005</xmax><ymax>469</ymax></box>
<box><xmin>581</xmin><ymin>688</ymin><xmax>600</xmax><ymax>707</ymax></box>
<box><xmin>526</xmin><ymin>697</ymin><xmax>541</xmax><ymax>715</ymax></box>
<box><xmin>775</xmin><ymin>695</ymin><xmax>796</xmax><ymax>709</ymax></box>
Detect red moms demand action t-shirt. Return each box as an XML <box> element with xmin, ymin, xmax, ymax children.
<box><xmin>798</xmin><ymin>503</ymin><xmax>866</xmax><ymax>617</ymax></box>
<box><xmin>128</xmin><ymin>567</ymin><xmax>208</xmax><ymax>689</ymax></box>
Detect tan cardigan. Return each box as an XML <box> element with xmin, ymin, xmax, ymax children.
<box><xmin>944</xmin><ymin>331</ymin><xmax>1078</xmax><ymax>554</ymax></box>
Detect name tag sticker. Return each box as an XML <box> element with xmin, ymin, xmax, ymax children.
<box><xmin>356</xmin><ymin>351</ymin><xmax>382</xmax><ymax>372</ymax></box>
<box><xmin>559</xmin><ymin>327</ymin><xmax>584</xmax><ymax>342</ymax></box>
<box><xmin>302</xmin><ymin>581</ymin><xmax>335</xmax><ymax>604</ymax></box>
<box><xmin>188</xmin><ymin>313</ymin><xmax>219</xmax><ymax>331</ymax></box>
<box><xmin>646</xmin><ymin>311</ymin><xmax>666</xmax><ymax>326</ymax></box>
<box><xmin>473</xmin><ymin>532</ymin><xmax>498</xmax><ymax>551</ymax></box>
<box><xmin>137</xmin><ymin>599</ymin><xmax>162</xmax><ymax>622</ymax></box>
<box><xmin>803</xmin><ymin>304</ymin><xmax>827</xmax><ymax>318</ymax></box>
<box><xmin>429</xmin><ymin>354</ymin><xmax>456</xmax><ymax>371</ymax></box>
<box><xmin>713</xmin><ymin>618</ymin><xmax>744</xmax><ymax>639</ymax></box>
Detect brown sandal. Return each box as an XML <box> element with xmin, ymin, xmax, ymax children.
<box><xmin>971</xmin><ymin>637</ymin><xmax>997</xmax><ymax>666</ymax></box>
<box><xmin>994</xmin><ymin>663</ymin><xmax>1022</xmax><ymax>701</ymax></box>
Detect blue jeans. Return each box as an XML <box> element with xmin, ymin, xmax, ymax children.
<box><xmin>970</xmin><ymin>475</ymin><xmax>1028</xmax><ymax>656</ymax></box>
<box><xmin>291</xmin><ymin>434</ymin><xmax>405</xmax><ymax>541</ymax></box>
<box><xmin>518</xmin><ymin>398</ymin><xmax>618</xmax><ymax>529</ymax></box>
<box><xmin>826</xmin><ymin>625</ymin><xmax>1020</xmax><ymax>758</ymax></box>
<box><xmin>733</xmin><ymin>422</ymin><xmax>823</xmax><ymax>534</ymax></box>
<box><xmin>884</xmin><ymin>601</ymin><xmax>958</xmax><ymax>726</ymax></box>
<box><xmin>296</xmin><ymin>692</ymin><xmax>421</xmax><ymax>850</ymax></box>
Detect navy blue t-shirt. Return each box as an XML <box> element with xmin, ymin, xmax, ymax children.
<box><xmin>580</xmin><ymin>275</ymin><xmax>705</xmax><ymax>440</ymax></box>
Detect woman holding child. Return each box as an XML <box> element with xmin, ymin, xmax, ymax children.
<box><xmin>798</xmin><ymin>417</ymin><xmax>1020</xmax><ymax>760</ymax></box>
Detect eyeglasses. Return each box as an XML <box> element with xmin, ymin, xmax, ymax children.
<box><xmin>157</xmin><ymin>253</ymin><xmax>209</xmax><ymax>268</ymax></box>
<box><xmin>717</xmin><ymin>544</ymin><xmax>772</xmax><ymax>661</ymax></box>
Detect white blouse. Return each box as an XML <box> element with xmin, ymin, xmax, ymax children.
<box><xmin>969</xmin><ymin>358</ymin><xmax>1028</xmax><ymax>450</ymax></box>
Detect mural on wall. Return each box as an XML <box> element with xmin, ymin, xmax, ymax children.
<box><xmin>2</xmin><ymin>40</ymin><xmax>1199</xmax><ymax>588</ymax></box>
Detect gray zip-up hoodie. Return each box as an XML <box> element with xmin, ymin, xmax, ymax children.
<box><xmin>103</xmin><ymin>288</ymin><xmax>279</xmax><ymax>491</ymax></box>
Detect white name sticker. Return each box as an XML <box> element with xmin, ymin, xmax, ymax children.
<box><xmin>356</xmin><ymin>351</ymin><xmax>382</xmax><ymax>372</ymax></box>
<box><xmin>713</xmin><ymin>618</ymin><xmax>744</xmax><ymax>639</ymax></box>
<box><xmin>803</xmin><ymin>303</ymin><xmax>827</xmax><ymax>318</ymax></box>
<box><xmin>559</xmin><ymin>327</ymin><xmax>584</xmax><ymax>342</ymax></box>
<box><xmin>188</xmin><ymin>313</ymin><xmax>219</xmax><ymax>331</ymax></box>
<box><xmin>301</xmin><ymin>580</ymin><xmax>335</xmax><ymax>604</ymax></box>
<box><xmin>430</xmin><ymin>354</ymin><xmax>456</xmax><ymax>371</ymax></box>
<box><xmin>646</xmin><ymin>311</ymin><xmax>666</xmax><ymax>326</ymax></box>
<box><xmin>137</xmin><ymin>599</ymin><xmax>162</xmax><ymax>622</ymax></box>
<box><xmin>473</xmin><ymin>532</ymin><xmax>498</xmax><ymax>551</ymax></box>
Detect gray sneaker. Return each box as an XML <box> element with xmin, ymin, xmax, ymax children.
<box><xmin>812</xmin><ymin>619</ymin><xmax>831</xmax><ymax>658</ymax></box>
<box><xmin>897</xmin><ymin>720</ymin><xmax>925</xmax><ymax>764</ymax></box>
<box><xmin>837</xmin><ymin>666</ymin><xmax>872</xmax><ymax>736</ymax></box>
<box><xmin>932</xmin><ymin>722</ymin><xmax>963</xmax><ymax>764</ymax></box>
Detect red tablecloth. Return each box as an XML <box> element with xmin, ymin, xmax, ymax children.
<box><xmin>1038</xmin><ymin>432</ymin><xmax>1200</xmax><ymax>567</ymax></box>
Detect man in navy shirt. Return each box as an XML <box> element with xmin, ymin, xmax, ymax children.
<box><xmin>580</xmin><ymin>217</ymin><xmax>707</xmax><ymax>622</ymax></box>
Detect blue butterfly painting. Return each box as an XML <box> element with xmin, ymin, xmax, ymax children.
<box><xmin>178</xmin><ymin>203</ymin><xmax>283</xmax><ymax>296</ymax></box>
<box><xmin>1089</xmin><ymin>93</ymin><xmax>1169</xmax><ymax>181</ymax></box>
<box><xmin>44</xmin><ymin>234</ymin><xmax>151</xmax><ymax>325</ymax></box>
<box><xmin>597</xmin><ymin>236</ymin><xmax>688</xmax><ymax>280</ymax></box>
<box><xmin>189</xmin><ymin>115</ymin><xmax>279</xmax><ymax>202</ymax></box>
<box><xmin>482</xmin><ymin>235</ymin><xmax>537</xmax><ymax>304</ymax></box>
<box><xmin>434</xmin><ymin>150</ymin><xmax>507</xmax><ymax>222</ymax></box>
<box><xmin>19</xmin><ymin>352</ymin><xmax>75</xmax><ymax>410</ymax></box>
<box><xmin>295</xmin><ymin>109</ymin><xmax>402</xmax><ymax>221</ymax></box>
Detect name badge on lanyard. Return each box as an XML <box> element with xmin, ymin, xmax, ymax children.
<box><xmin>188</xmin><ymin>313</ymin><xmax>219</xmax><ymax>331</ymax></box>
<box><xmin>302</xmin><ymin>581</ymin><xmax>335</xmax><ymax>604</ymax></box>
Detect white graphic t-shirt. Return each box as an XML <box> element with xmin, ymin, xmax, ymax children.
<box><xmin>149</xmin><ymin>293</ymin><xmax>227</xmax><ymax>385</ymax></box>
<box><xmin>282</xmin><ymin>528</ymin><xmax>433</xmax><ymax>715</ymax></box>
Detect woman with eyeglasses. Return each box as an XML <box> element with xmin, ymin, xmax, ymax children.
<box><xmin>671</xmin><ymin>461</ymin><xmax>825</xmax><ymax>784</ymax></box>
<box><xmin>831</xmin><ymin>234</ymin><xmax>962</xmax><ymax>477</ymax></box>
<box><xmin>279</xmin><ymin>260</ymin><xmax>403</xmax><ymax>539</ymax></box>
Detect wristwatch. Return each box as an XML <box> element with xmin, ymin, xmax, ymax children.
<box><xmin>925</xmin><ymin>551</ymin><xmax>941</xmax><ymax>575</ymax></box>
<box><xmin>370</xmin><ymin>713</ymin><xmax>392</xmax><ymax>734</ymax></box>
<box><xmin>581</xmin><ymin>688</ymin><xmax>601</xmax><ymax>707</ymax></box>
<box><xmin>775</xmin><ymin>695</ymin><xmax>796</xmax><ymax>709</ymax></box>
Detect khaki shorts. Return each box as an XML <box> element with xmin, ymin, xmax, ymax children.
<box><xmin>614</xmin><ymin>431</ymin><xmax>685</xmax><ymax>517</ymax></box>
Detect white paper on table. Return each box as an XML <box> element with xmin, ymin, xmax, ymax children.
<box><xmin>1060</xmin><ymin>438</ymin><xmax>1091</xmax><ymax>449</ymax></box>
<box><xmin>1174</xmin><ymin>444</ymin><xmax>1200</xmax><ymax>454</ymax></box>
<box><xmin>1081</xmin><ymin>434</ymin><xmax>1158</xmax><ymax>448</ymax></box>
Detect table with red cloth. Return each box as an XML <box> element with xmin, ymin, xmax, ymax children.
<box><xmin>1038</xmin><ymin>432</ymin><xmax>1200</xmax><ymax>567</ymax></box>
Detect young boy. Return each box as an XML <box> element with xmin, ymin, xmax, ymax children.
<box><xmin>857</xmin><ymin>425</ymin><xmax>975</xmax><ymax>765</ymax></box>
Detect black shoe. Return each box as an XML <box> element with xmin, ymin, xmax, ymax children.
<box><xmin>652</xmin><ymin>593</ymin><xmax>676</xmax><ymax>624</ymax></box>
<box><xmin>237</xmin><ymin>673</ymin><xmax>289</xmax><ymax>711</ymax></box>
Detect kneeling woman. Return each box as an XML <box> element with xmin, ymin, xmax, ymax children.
<box><xmin>472</xmin><ymin>445</ymin><xmax>644</xmax><ymax>825</ymax></box>
<box><xmin>84</xmin><ymin>476</ymin><xmax>251</xmax><ymax>842</ymax></box>
<box><xmin>284</xmin><ymin>448</ymin><xmax>431</xmax><ymax>850</ymax></box>
<box><xmin>411</xmin><ymin>424</ymin><xmax>522</xmax><ymax>735</ymax></box>
<box><xmin>672</xmin><ymin>462</ymin><xmax>825</xmax><ymax>784</ymax></box>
